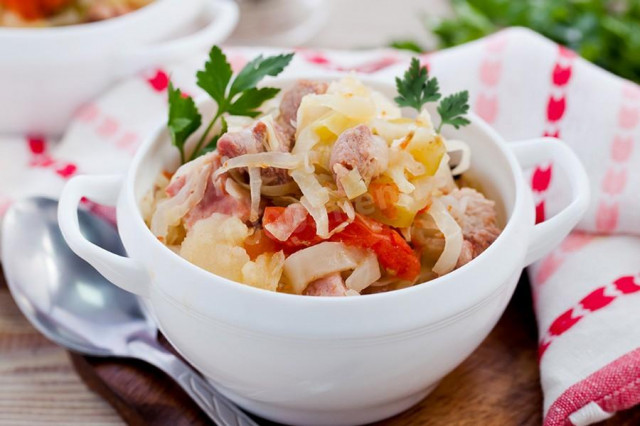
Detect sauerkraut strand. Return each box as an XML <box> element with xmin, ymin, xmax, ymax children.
<box><xmin>283</xmin><ymin>242</ymin><xmax>368</xmax><ymax>294</ymax></box>
<box><xmin>248</xmin><ymin>167</ymin><xmax>262</xmax><ymax>222</ymax></box>
<box><xmin>291</xmin><ymin>168</ymin><xmax>330</xmax><ymax>208</ymax></box>
<box><xmin>428</xmin><ymin>199</ymin><xmax>463</xmax><ymax>275</ymax></box>
<box><xmin>214</xmin><ymin>152</ymin><xmax>303</xmax><ymax>178</ymax></box>
<box><xmin>345</xmin><ymin>251</ymin><xmax>381</xmax><ymax>292</ymax></box>
<box><xmin>231</xmin><ymin>170</ymin><xmax>300</xmax><ymax>197</ymax></box>
<box><xmin>151</xmin><ymin>154</ymin><xmax>213</xmax><ymax>239</ymax></box>
<box><xmin>300</xmin><ymin>195</ymin><xmax>329</xmax><ymax>238</ymax></box>
<box><xmin>445</xmin><ymin>139</ymin><xmax>472</xmax><ymax>176</ymax></box>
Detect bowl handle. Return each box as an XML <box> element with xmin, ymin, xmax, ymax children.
<box><xmin>510</xmin><ymin>137</ymin><xmax>590</xmax><ymax>266</ymax></box>
<box><xmin>118</xmin><ymin>0</ymin><xmax>239</xmax><ymax>76</ymax></box>
<box><xmin>58</xmin><ymin>175</ymin><xmax>151</xmax><ymax>298</ymax></box>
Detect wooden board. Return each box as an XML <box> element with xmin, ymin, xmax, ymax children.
<box><xmin>2</xmin><ymin>270</ymin><xmax>640</xmax><ymax>425</ymax></box>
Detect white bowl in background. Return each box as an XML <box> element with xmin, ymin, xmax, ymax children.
<box><xmin>0</xmin><ymin>0</ymin><xmax>238</xmax><ymax>136</ymax></box>
<box><xmin>57</xmin><ymin>75</ymin><xmax>590</xmax><ymax>425</ymax></box>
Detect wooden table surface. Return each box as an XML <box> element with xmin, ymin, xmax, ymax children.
<box><xmin>2</xmin><ymin>268</ymin><xmax>639</xmax><ymax>425</ymax></box>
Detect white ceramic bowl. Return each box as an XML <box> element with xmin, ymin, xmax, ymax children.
<box><xmin>0</xmin><ymin>0</ymin><xmax>238</xmax><ymax>135</ymax></box>
<box><xmin>58</xmin><ymin>76</ymin><xmax>590</xmax><ymax>426</ymax></box>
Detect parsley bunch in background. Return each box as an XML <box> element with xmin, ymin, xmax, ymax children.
<box><xmin>393</xmin><ymin>0</ymin><xmax>640</xmax><ymax>83</ymax></box>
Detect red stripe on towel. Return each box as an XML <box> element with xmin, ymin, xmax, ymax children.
<box><xmin>543</xmin><ymin>347</ymin><xmax>640</xmax><ymax>425</ymax></box>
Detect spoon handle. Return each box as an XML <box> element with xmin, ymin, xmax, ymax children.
<box><xmin>128</xmin><ymin>338</ymin><xmax>259</xmax><ymax>426</ymax></box>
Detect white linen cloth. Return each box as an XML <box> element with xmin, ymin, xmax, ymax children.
<box><xmin>1</xmin><ymin>27</ymin><xmax>638</xmax><ymax>425</ymax></box>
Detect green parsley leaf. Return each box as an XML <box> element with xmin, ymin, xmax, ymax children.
<box><xmin>394</xmin><ymin>57</ymin><xmax>441</xmax><ymax>111</ymax></box>
<box><xmin>196</xmin><ymin>45</ymin><xmax>233</xmax><ymax>106</ymax></box>
<box><xmin>437</xmin><ymin>90</ymin><xmax>471</xmax><ymax>133</ymax></box>
<box><xmin>167</xmin><ymin>81</ymin><xmax>202</xmax><ymax>164</ymax></box>
<box><xmin>393</xmin><ymin>57</ymin><xmax>471</xmax><ymax>134</ymax></box>
<box><xmin>229</xmin><ymin>53</ymin><xmax>294</xmax><ymax>98</ymax></box>
<box><xmin>227</xmin><ymin>87</ymin><xmax>281</xmax><ymax>117</ymax></box>
<box><xmin>180</xmin><ymin>47</ymin><xmax>294</xmax><ymax>162</ymax></box>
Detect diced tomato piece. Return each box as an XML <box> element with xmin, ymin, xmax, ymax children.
<box><xmin>262</xmin><ymin>206</ymin><xmax>347</xmax><ymax>250</ymax></box>
<box><xmin>331</xmin><ymin>215</ymin><xmax>420</xmax><ymax>282</ymax></box>
<box><xmin>1</xmin><ymin>0</ymin><xmax>71</xmax><ymax>20</ymax></box>
<box><xmin>262</xmin><ymin>207</ymin><xmax>420</xmax><ymax>281</ymax></box>
<box><xmin>243</xmin><ymin>229</ymin><xmax>282</xmax><ymax>260</ymax></box>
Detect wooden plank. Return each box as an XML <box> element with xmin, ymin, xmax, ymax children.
<box><xmin>0</xmin><ymin>271</ymin><xmax>123</xmax><ymax>425</ymax></box>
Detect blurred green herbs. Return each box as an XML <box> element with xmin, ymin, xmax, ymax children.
<box><xmin>392</xmin><ymin>0</ymin><xmax>640</xmax><ymax>83</ymax></box>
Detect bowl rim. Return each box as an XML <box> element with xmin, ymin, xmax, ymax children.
<box><xmin>0</xmin><ymin>0</ymin><xmax>180</xmax><ymax>37</ymax></box>
<box><xmin>123</xmin><ymin>73</ymin><xmax>530</xmax><ymax>306</ymax></box>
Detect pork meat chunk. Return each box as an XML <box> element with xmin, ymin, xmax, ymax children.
<box><xmin>150</xmin><ymin>152</ymin><xmax>251</xmax><ymax>240</ymax></box>
<box><xmin>276</xmin><ymin>79</ymin><xmax>328</xmax><ymax>144</ymax></box>
<box><xmin>330</xmin><ymin>124</ymin><xmax>388</xmax><ymax>193</ymax></box>
<box><xmin>443</xmin><ymin>187</ymin><xmax>501</xmax><ymax>267</ymax></box>
<box><xmin>412</xmin><ymin>187</ymin><xmax>500</xmax><ymax>269</ymax></box>
<box><xmin>217</xmin><ymin>121</ymin><xmax>291</xmax><ymax>185</ymax></box>
<box><xmin>303</xmin><ymin>273</ymin><xmax>348</xmax><ymax>297</ymax></box>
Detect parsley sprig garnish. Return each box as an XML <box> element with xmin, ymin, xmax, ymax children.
<box><xmin>394</xmin><ymin>57</ymin><xmax>470</xmax><ymax>133</ymax></box>
<box><xmin>167</xmin><ymin>46</ymin><xmax>294</xmax><ymax>163</ymax></box>
<box><xmin>437</xmin><ymin>91</ymin><xmax>470</xmax><ymax>133</ymax></box>
<box><xmin>167</xmin><ymin>82</ymin><xmax>201</xmax><ymax>164</ymax></box>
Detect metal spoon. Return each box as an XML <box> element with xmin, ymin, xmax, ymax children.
<box><xmin>1</xmin><ymin>197</ymin><xmax>258</xmax><ymax>426</ymax></box>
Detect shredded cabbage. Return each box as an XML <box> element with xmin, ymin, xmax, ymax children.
<box><xmin>283</xmin><ymin>241</ymin><xmax>366</xmax><ymax>294</ymax></box>
<box><xmin>214</xmin><ymin>152</ymin><xmax>303</xmax><ymax>178</ymax></box>
<box><xmin>428</xmin><ymin>199</ymin><xmax>463</xmax><ymax>275</ymax></box>
<box><xmin>151</xmin><ymin>155</ymin><xmax>213</xmax><ymax>239</ymax></box>
<box><xmin>291</xmin><ymin>168</ymin><xmax>330</xmax><ymax>207</ymax></box>
<box><xmin>300</xmin><ymin>195</ymin><xmax>329</xmax><ymax>238</ymax></box>
<box><xmin>248</xmin><ymin>167</ymin><xmax>262</xmax><ymax>222</ymax></box>
<box><xmin>224</xmin><ymin>177</ymin><xmax>248</xmax><ymax>200</ymax></box>
<box><xmin>445</xmin><ymin>139</ymin><xmax>472</xmax><ymax>176</ymax></box>
<box><xmin>345</xmin><ymin>251</ymin><xmax>381</xmax><ymax>292</ymax></box>
<box><xmin>339</xmin><ymin>167</ymin><xmax>368</xmax><ymax>199</ymax></box>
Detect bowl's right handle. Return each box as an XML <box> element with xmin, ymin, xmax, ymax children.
<box><xmin>510</xmin><ymin>137</ymin><xmax>590</xmax><ymax>266</ymax></box>
<box><xmin>58</xmin><ymin>175</ymin><xmax>150</xmax><ymax>298</ymax></box>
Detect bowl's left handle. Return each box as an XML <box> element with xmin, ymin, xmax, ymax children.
<box><xmin>118</xmin><ymin>0</ymin><xmax>239</xmax><ymax>76</ymax></box>
<box><xmin>511</xmin><ymin>137</ymin><xmax>591</xmax><ymax>266</ymax></box>
<box><xmin>58</xmin><ymin>175</ymin><xmax>151</xmax><ymax>298</ymax></box>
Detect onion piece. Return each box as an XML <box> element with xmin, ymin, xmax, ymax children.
<box><xmin>445</xmin><ymin>139</ymin><xmax>472</xmax><ymax>176</ymax></box>
<box><xmin>260</xmin><ymin>115</ymin><xmax>283</xmax><ymax>152</ymax></box>
<box><xmin>387</xmin><ymin>165</ymin><xmax>415</xmax><ymax>193</ymax></box>
<box><xmin>224</xmin><ymin>177</ymin><xmax>249</xmax><ymax>200</ymax></box>
<box><xmin>291</xmin><ymin>168</ymin><xmax>330</xmax><ymax>208</ymax></box>
<box><xmin>248</xmin><ymin>167</ymin><xmax>262</xmax><ymax>222</ymax></box>
<box><xmin>434</xmin><ymin>153</ymin><xmax>456</xmax><ymax>193</ymax></box>
<box><xmin>345</xmin><ymin>252</ymin><xmax>381</xmax><ymax>292</ymax></box>
<box><xmin>260</xmin><ymin>181</ymin><xmax>299</xmax><ymax>197</ymax></box>
<box><xmin>151</xmin><ymin>155</ymin><xmax>213</xmax><ymax>239</ymax></box>
<box><xmin>339</xmin><ymin>200</ymin><xmax>356</xmax><ymax>221</ymax></box>
<box><xmin>300</xmin><ymin>195</ymin><xmax>329</xmax><ymax>238</ymax></box>
<box><xmin>312</xmin><ymin>93</ymin><xmax>376</xmax><ymax>120</ymax></box>
<box><xmin>283</xmin><ymin>242</ymin><xmax>364</xmax><ymax>294</ymax></box>
<box><xmin>232</xmin><ymin>173</ymin><xmax>300</xmax><ymax>197</ymax></box>
<box><xmin>214</xmin><ymin>152</ymin><xmax>303</xmax><ymax>178</ymax></box>
<box><xmin>428</xmin><ymin>199</ymin><xmax>463</xmax><ymax>275</ymax></box>
<box><xmin>292</xmin><ymin>125</ymin><xmax>321</xmax><ymax>154</ymax></box>
<box><xmin>339</xmin><ymin>168</ymin><xmax>368</xmax><ymax>199</ymax></box>
<box><xmin>263</xmin><ymin>203</ymin><xmax>308</xmax><ymax>241</ymax></box>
